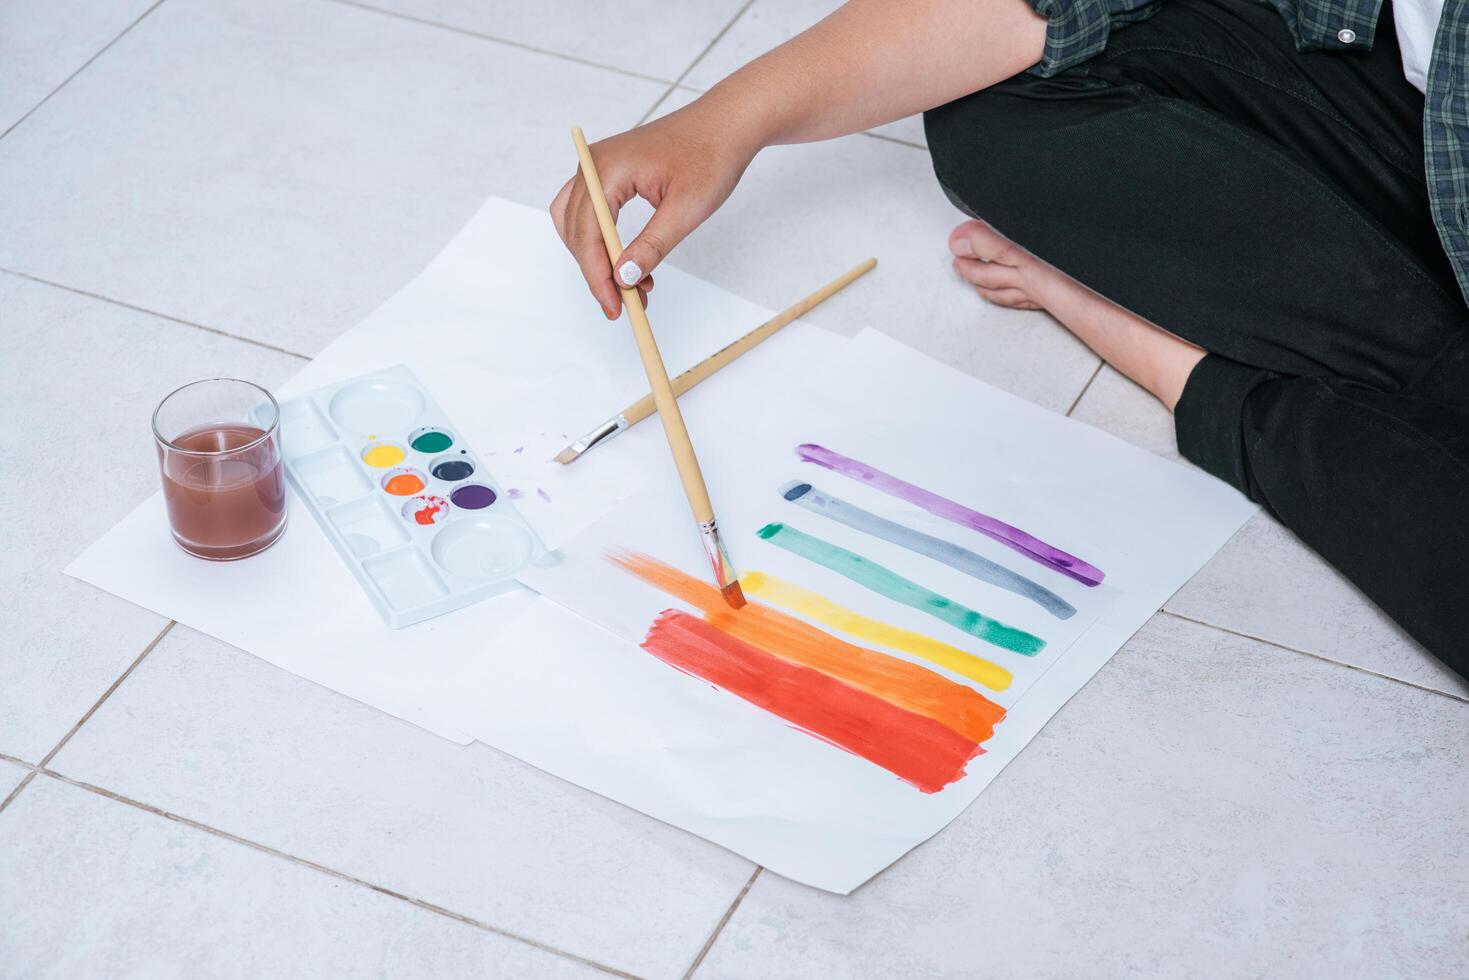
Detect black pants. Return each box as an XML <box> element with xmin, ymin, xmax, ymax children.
<box><xmin>925</xmin><ymin>0</ymin><xmax>1468</xmax><ymax>673</ymax></box>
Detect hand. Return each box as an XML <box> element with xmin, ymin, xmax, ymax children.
<box><xmin>550</xmin><ymin>103</ymin><xmax>758</xmax><ymax>320</ymax></box>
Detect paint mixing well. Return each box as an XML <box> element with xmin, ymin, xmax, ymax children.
<box><xmin>268</xmin><ymin>366</ymin><xmax>544</xmax><ymax>627</ymax></box>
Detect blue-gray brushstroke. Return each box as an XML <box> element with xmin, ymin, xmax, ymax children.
<box><xmin>779</xmin><ymin>480</ymin><xmax>1077</xmax><ymax>620</ymax></box>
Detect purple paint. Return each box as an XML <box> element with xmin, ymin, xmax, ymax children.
<box><xmin>795</xmin><ymin>443</ymin><xmax>1105</xmax><ymax>586</ymax></box>
<box><xmin>513</xmin><ymin>446</ymin><xmax>524</xmax><ymax>454</ymax></box>
<box><xmin>536</xmin><ymin>488</ymin><xmax>552</xmax><ymax>502</ymax></box>
<box><xmin>506</xmin><ymin>487</ymin><xmax>526</xmax><ymax>500</ymax></box>
<box><xmin>450</xmin><ymin>484</ymin><xmax>497</xmax><ymax>510</ymax></box>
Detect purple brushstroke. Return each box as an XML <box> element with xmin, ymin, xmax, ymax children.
<box><xmin>795</xmin><ymin>443</ymin><xmax>1105</xmax><ymax>586</ymax></box>
<box><xmin>536</xmin><ymin>487</ymin><xmax>552</xmax><ymax>503</ymax></box>
<box><xmin>507</xmin><ymin>487</ymin><xmax>526</xmax><ymax>500</ymax></box>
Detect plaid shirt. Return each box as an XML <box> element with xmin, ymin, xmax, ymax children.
<box><xmin>1027</xmin><ymin>0</ymin><xmax>1469</xmax><ymax>306</ymax></box>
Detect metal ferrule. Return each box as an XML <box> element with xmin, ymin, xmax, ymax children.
<box><xmin>568</xmin><ymin>414</ymin><xmax>629</xmax><ymax>458</ymax></box>
<box><xmin>699</xmin><ymin>519</ymin><xmax>740</xmax><ymax>592</ymax></box>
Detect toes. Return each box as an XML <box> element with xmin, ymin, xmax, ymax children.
<box><xmin>976</xmin><ymin>287</ymin><xmax>1042</xmax><ymax>310</ymax></box>
<box><xmin>949</xmin><ymin>219</ymin><xmax>1026</xmax><ymax>266</ymax></box>
<box><xmin>953</xmin><ymin>256</ymin><xmax>1025</xmax><ymax>291</ymax></box>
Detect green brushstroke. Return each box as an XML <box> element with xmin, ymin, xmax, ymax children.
<box><xmin>757</xmin><ymin>522</ymin><xmax>1045</xmax><ymax>656</ymax></box>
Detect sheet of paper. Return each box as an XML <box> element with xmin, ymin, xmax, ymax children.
<box><xmin>434</xmin><ymin>329</ymin><xmax>1258</xmax><ymax>892</ymax></box>
<box><xmin>66</xmin><ymin>198</ymin><xmax>795</xmax><ymax>736</ymax></box>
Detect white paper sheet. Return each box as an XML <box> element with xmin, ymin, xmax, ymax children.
<box><xmin>66</xmin><ymin>198</ymin><xmax>797</xmax><ymax>736</ymax></box>
<box><xmin>433</xmin><ymin>329</ymin><xmax>1258</xmax><ymax>892</ymax></box>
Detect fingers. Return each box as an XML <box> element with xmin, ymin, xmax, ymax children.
<box><xmin>568</xmin><ymin>181</ymin><xmax>624</xmax><ymax>319</ymax></box>
<box><xmin>611</xmin><ymin>194</ymin><xmax>701</xmax><ymax>291</ymax></box>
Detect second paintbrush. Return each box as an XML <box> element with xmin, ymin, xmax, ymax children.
<box><xmin>555</xmin><ymin>257</ymin><xmax>876</xmax><ymax>465</ymax></box>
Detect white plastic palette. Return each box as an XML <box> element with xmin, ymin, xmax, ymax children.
<box><xmin>269</xmin><ymin>365</ymin><xmax>544</xmax><ymax>628</ymax></box>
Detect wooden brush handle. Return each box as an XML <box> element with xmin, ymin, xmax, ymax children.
<box><xmin>620</xmin><ymin>257</ymin><xmax>877</xmax><ymax>427</ymax></box>
<box><xmin>572</xmin><ymin>127</ymin><xmax>717</xmax><ymax>524</ymax></box>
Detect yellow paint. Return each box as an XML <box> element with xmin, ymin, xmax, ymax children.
<box><xmin>741</xmin><ymin>571</ymin><xmax>1013</xmax><ymax>692</ymax></box>
<box><xmin>361</xmin><ymin>443</ymin><xmax>406</xmax><ymax>468</ymax></box>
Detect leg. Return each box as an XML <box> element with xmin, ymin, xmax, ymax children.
<box><xmin>923</xmin><ymin>0</ymin><xmax>1469</xmax><ymax>669</ymax></box>
<box><xmin>946</xmin><ymin>218</ymin><xmax>1205</xmax><ymax>409</ymax></box>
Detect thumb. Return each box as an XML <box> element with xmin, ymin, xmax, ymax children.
<box><xmin>612</xmin><ymin>195</ymin><xmax>701</xmax><ymax>289</ymax></box>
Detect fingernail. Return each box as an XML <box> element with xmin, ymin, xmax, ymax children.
<box><xmin>604</xmin><ymin>305</ymin><xmax>616</xmax><ymax>320</ymax></box>
<box><xmin>950</xmin><ymin>237</ymin><xmax>972</xmax><ymax>257</ymax></box>
<box><xmin>618</xmin><ymin>260</ymin><xmax>642</xmax><ymax>286</ymax></box>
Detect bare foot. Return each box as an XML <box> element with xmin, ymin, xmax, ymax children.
<box><xmin>948</xmin><ymin>219</ymin><xmax>1207</xmax><ymax>411</ymax></box>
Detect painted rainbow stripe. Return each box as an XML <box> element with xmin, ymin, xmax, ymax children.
<box><xmin>740</xmin><ymin>570</ymin><xmax>1012</xmax><ymax>691</ymax></box>
<box><xmin>611</xmin><ymin>552</ymin><xmax>1007</xmax><ymax>738</ymax></box>
<box><xmin>610</xmin><ymin>551</ymin><xmax>1006</xmax><ymax>790</ymax></box>
<box><xmin>795</xmin><ymin>443</ymin><xmax>1104</xmax><ymax>586</ymax></box>
<box><xmin>641</xmin><ymin>611</ymin><xmax>984</xmax><ymax>794</ymax></box>
<box><xmin>780</xmin><ymin>480</ymin><xmax>1076</xmax><ymax>619</ymax></box>
<box><xmin>758</xmin><ymin>523</ymin><xmax>1046</xmax><ymax>655</ymax></box>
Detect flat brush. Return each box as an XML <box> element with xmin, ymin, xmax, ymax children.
<box><xmin>555</xmin><ymin>257</ymin><xmax>876</xmax><ymax>465</ymax></box>
<box><xmin>571</xmin><ymin>126</ymin><xmax>745</xmax><ymax>609</ymax></box>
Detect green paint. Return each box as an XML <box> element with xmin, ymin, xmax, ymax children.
<box><xmin>411</xmin><ymin>430</ymin><xmax>453</xmax><ymax>453</ymax></box>
<box><xmin>757</xmin><ymin>523</ymin><xmax>1046</xmax><ymax>655</ymax></box>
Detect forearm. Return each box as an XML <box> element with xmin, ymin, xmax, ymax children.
<box><xmin>688</xmin><ymin>0</ymin><xmax>1047</xmax><ymax>151</ymax></box>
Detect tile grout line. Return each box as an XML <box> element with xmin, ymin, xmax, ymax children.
<box><xmin>0</xmin><ymin>268</ymin><xmax>312</xmax><ymax>361</ymax></box>
<box><xmin>681</xmin><ymin>867</ymin><xmax>762</xmax><ymax>979</ymax></box>
<box><xmin>0</xmin><ymin>772</ymin><xmax>40</xmax><ymax>816</ymax></box>
<box><xmin>1159</xmin><ymin>610</ymin><xmax>1469</xmax><ymax>704</ymax></box>
<box><xmin>1063</xmin><ymin>361</ymin><xmax>1106</xmax><ymax>417</ymax></box>
<box><xmin>0</xmin><ymin>621</ymin><xmax>176</xmax><ymax>816</ymax></box>
<box><xmin>25</xmin><ymin>770</ymin><xmax>641</xmax><ymax>979</ymax></box>
<box><xmin>38</xmin><ymin>622</ymin><xmax>177</xmax><ymax>770</ymax></box>
<box><xmin>0</xmin><ymin>0</ymin><xmax>169</xmax><ymax>144</ymax></box>
<box><xmin>637</xmin><ymin>0</ymin><xmax>757</xmax><ymax>127</ymax></box>
<box><xmin>320</xmin><ymin>0</ymin><xmax>673</xmax><ymax>86</ymax></box>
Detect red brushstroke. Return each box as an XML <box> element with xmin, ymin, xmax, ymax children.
<box><xmin>641</xmin><ymin>610</ymin><xmax>983</xmax><ymax>793</ymax></box>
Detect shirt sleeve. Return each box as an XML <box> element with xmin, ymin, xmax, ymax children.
<box><xmin>1026</xmin><ymin>0</ymin><xmax>1166</xmax><ymax>76</ymax></box>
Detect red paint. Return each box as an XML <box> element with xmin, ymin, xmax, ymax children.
<box><xmin>641</xmin><ymin>610</ymin><xmax>983</xmax><ymax>793</ymax></box>
<box><xmin>413</xmin><ymin>501</ymin><xmax>444</xmax><ymax>525</ymax></box>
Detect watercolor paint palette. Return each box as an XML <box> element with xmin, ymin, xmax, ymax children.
<box><xmin>267</xmin><ymin>366</ymin><xmax>544</xmax><ymax>628</ymax></box>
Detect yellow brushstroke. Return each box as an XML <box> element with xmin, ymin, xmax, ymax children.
<box><xmin>742</xmin><ymin>570</ymin><xmax>1013</xmax><ymax>692</ymax></box>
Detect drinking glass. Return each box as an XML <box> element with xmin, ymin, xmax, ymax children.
<box><xmin>153</xmin><ymin>378</ymin><xmax>288</xmax><ymax>560</ymax></box>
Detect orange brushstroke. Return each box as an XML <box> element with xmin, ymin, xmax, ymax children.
<box><xmin>610</xmin><ymin>551</ymin><xmax>1005</xmax><ymax>744</ymax></box>
<box><xmin>643</xmin><ymin>610</ymin><xmax>983</xmax><ymax>793</ymax></box>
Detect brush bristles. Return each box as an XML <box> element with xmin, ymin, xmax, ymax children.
<box><xmin>553</xmin><ymin>446</ymin><xmax>580</xmax><ymax>465</ymax></box>
<box><xmin>721</xmin><ymin>580</ymin><xmax>747</xmax><ymax>609</ymax></box>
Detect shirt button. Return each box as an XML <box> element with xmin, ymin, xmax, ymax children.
<box><xmin>1337</xmin><ymin>28</ymin><xmax>1357</xmax><ymax>42</ymax></box>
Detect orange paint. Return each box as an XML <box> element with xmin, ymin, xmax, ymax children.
<box><xmin>610</xmin><ymin>552</ymin><xmax>1005</xmax><ymax>744</ymax></box>
<box><xmin>383</xmin><ymin>473</ymin><xmax>425</xmax><ymax>496</ymax></box>
<box><xmin>642</xmin><ymin>610</ymin><xmax>983</xmax><ymax>793</ymax></box>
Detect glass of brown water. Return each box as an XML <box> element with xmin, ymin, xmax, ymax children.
<box><xmin>153</xmin><ymin>378</ymin><xmax>288</xmax><ymax>560</ymax></box>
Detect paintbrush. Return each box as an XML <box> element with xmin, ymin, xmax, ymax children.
<box><xmin>571</xmin><ymin>126</ymin><xmax>745</xmax><ymax>609</ymax></box>
<box><xmin>555</xmin><ymin>258</ymin><xmax>876</xmax><ymax>465</ymax></box>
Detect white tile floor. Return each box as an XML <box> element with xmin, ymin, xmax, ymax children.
<box><xmin>3</xmin><ymin>3</ymin><xmax>1465</xmax><ymax>977</ymax></box>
